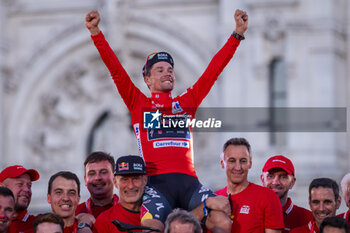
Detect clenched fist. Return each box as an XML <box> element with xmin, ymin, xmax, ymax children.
<box><xmin>234</xmin><ymin>9</ymin><xmax>248</xmax><ymax>36</ymax></box>
<box><xmin>85</xmin><ymin>10</ymin><xmax>101</xmax><ymax>35</ymax></box>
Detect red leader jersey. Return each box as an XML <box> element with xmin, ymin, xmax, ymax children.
<box><xmin>92</xmin><ymin>32</ymin><xmax>241</xmax><ymax>177</ymax></box>
<box><xmin>8</xmin><ymin>210</ymin><xmax>36</xmax><ymax>233</ymax></box>
<box><xmin>75</xmin><ymin>194</ymin><xmax>119</xmax><ymax>218</ymax></box>
<box><xmin>282</xmin><ymin>198</ymin><xmax>313</xmax><ymax>233</ymax></box>
<box><xmin>215</xmin><ymin>183</ymin><xmax>284</xmax><ymax>233</ymax></box>
<box><xmin>290</xmin><ymin>220</ymin><xmax>319</xmax><ymax>233</ymax></box>
<box><xmin>64</xmin><ymin>220</ymin><xmax>78</xmax><ymax>233</ymax></box>
<box><xmin>93</xmin><ymin>203</ymin><xmax>140</xmax><ymax>233</ymax></box>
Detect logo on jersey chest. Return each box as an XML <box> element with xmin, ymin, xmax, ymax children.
<box><xmin>239</xmin><ymin>205</ymin><xmax>250</xmax><ymax>214</ymax></box>
<box><xmin>172</xmin><ymin>101</ymin><xmax>183</xmax><ymax>114</ymax></box>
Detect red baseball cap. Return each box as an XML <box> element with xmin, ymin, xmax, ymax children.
<box><xmin>262</xmin><ymin>155</ymin><xmax>295</xmax><ymax>176</ymax></box>
<box><xmin>0</xmin><ymin>165</ymin><xmax>40</xmax><ymax>182</ymax></box>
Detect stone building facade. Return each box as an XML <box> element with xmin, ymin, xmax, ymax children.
<box><xmin>0</xmin><ymin>0</ymin><xmax>349</xmax><ymax>213</ymax></box>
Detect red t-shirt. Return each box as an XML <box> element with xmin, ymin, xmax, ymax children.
<box><xmin>8</xmin><ymin>210</ymin><xmax>37</xmax><ymax>233</ymax></box>
<box><xmin>92</xmin><ymin>32</ymin><xmax>241</xmax><ymax>177</ymax></box>
<box><xmin>337</xmin><ymin>209</ymin><xmax>350</xmax><ymax>223</ymax></box>
<box><xmin>283</xmin><ymin>198</ymin><xmax>313</xmax><ymax>233</ymax></box>
<box><xmin>290</xmin><ymin>220</ymin><xmax>319</xmax><ymax>233</ymax></box>
<box><xmin>93</xmin><ymin>203</ymin><xmax>140</xmax><ymax>233</ymax></box>
<box><xmin>75</xmin><ymin>194</ymin><xmax>119</xmax><ymax>218</ymax></box>
<box><xmin>64</xmin><ymin>219</ymin><xmax>78</xmax><ymax>233</ymax></box>
<box><xmin>216</xmin><ymin>183</ymin><xmax>284</xmax><ymax>233</ymax></box>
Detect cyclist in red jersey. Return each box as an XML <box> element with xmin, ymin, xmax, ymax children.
<box><xmin>85</xmin><ymin>9</ymin><xmax>248</xmax><ymax>233</ymax></box>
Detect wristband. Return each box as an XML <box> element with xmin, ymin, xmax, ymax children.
<box><xmin>203</xmin><ymin>199</ymin><xmax>211</xmax><ymax>217</ymax></box>
<box><xmin>232</xmin><ymin>31</ymin><xmax>245</xmax><ymax>40</ymax></box>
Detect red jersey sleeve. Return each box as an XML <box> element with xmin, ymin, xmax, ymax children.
<box><xmin>91</xmin><ymin>32</ymin><xmax>145</xmax><ymax>112</ymax></box>
<box><xmin>187</xmin><ymin>36</ymin><xmax>241</xmax><ymax>108</ymax></box>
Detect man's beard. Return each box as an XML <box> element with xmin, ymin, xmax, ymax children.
<box><xmin>15</xmin><ymin>202</ymin><xmax>28</xmax><ymax>212</ymax></box>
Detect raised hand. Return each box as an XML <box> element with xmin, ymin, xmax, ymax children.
<box><xmin>85</xmin><ymin>10</ymin><xmax>101</xmax><ymax>35</ymax></box>
<box><xmin>234</xmin><ymin>9</ymin><xmax>248</xmax><ymax>36</ymax></box>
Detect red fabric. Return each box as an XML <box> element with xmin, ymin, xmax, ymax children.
<box><xmin>93</xmin><ymin>203</ymin><xmax>140</xmax><ymax>233</ymax></box>
<box><xmin>92</xmin><ymin>32</ymin><xmax>240</xmax><ymax>177</ymax></box>
<box><xmin>337</xmin><ymin>209</ymin><xmax>350</xmax><ymax>223</ymax></box>
<box><xmin>282</xmin><ymin>198</ymin><xmax>313</xmax><ymax>233</ymax></box>
<box><xmin>215</xmin><ymin>183</ymin><xmax>284</xmax><ymax>232</ymax></box>
<box><xmin>290</xmin><ymin>220</ymin><xmax>319</xmax><ymax>233</ymax></box>
<box><xmin>75</xmin><ymin>194</ymin><xmax>119</xmax><ymax>218</ymax></box>
<box><xmin>64</xmin><ymin>220</ymin><xmax>78</xmax><ymax>233</ymax></box>
<box><xmin>8</xmin><ymin>210</ymin><xmax>37</xmax><ymax>233</ymax></box>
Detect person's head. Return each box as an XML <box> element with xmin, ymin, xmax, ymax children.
<box><xmin>308</xmin><ymin>178</ymin><xmax>341</xmax><ymax>228</ymax></box>
<box><xmin>113</xmin><ymin>155</ymin><xmax>147</xmax><ymax>209</ymax></box>
<box><xmin>220</xmin><ymin>138</ymin><xmax>252</xmax><ymax>186</ymax></box>
<box><xmin>84</xmin><ymin>151</ymin><xmax>115</xmax><ymax>201</ymax></box>
<box><xmin>47</xmin><ymin>171</ymin><xmax>80</xmax><ymax>224</ymax></box>
<box><xmin>164</xmin><ymin>208</ymin><xmax>202</xmax><ymax>233</ymax></box>
<box><xmin>33</xmin><ymin>213</ymin><xmax>64</xmax><ymax>233</ymax></box>
<box><xmin>320</xmin><ymin>216</ymin><xmax>349</xmax><ymax>233</ymax></box>
<box><xmin>260</xmin><ymin>155</ymin><xmax>296</xmax><ymax>202</ymax></box>
<box><xmin>142</xmin><ymin>52</ymin><xmax>175</xmax><ymax>93</ymax></box>
<box><xmin>340</xmin><ymin>173</ymin><xmax>350</xmax><ymax>209</ymax></box>
<box><xmin>0</xmin><ymin>187</ymin><xmax>15</xmax><ymax>233</ymax></box>
<box><xmin>0</xmin><ymin>165</ymin><xmax>39</xmax><ymax>213</ymax></box>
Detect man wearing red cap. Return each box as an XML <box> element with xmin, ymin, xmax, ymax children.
<box><xmin>216</xmin><ymin>138</ymin><xmax>285</xmax><ymax>233</ymax></box>
<box><xmin>0</xmin><ymin>165</ymin><xmax>40</xmax><ymax>233</ymax></box>
<box><xmin>261</xmin><ymin>155</ymin><xmax>313</xmax><ymax>233</ymax></box>
<box><xmin>85</xmin><ymin>8</ymin><xmax>248</xmax><ymax>233</ymax></box>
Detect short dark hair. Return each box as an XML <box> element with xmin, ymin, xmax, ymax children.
<box><xmin>0</xmin><ymin>186</ymin><xmax>14</xmax><ymax>200</ymax></box>
<box><xmin>33</xmin><ymin>213</ymin><xmax>64</xmax><ymax>233</ymax></box>
<box><xmin>309</xmin><ymin>178</ymin><xmax>339</xmax><ymax>201</ymax></box>
<box><xmin>84</xmin><ymin>151</ymin><xmax>115</xmax><ymax>173</ymax></box>
<box><xmin>48</xmin><ymin>171</ymin><xmax>80</xmax><ymax>195</ymax></box>
<box><xmin>320</xmin><ymin>216</ymin><xmax>349</xmax><ymax>233</ymax></box>
<box><xmin>164</xmin><ymin>209</ymin><xmax>202</xmax><ymax>233</ymax></box>
<box><xmin>222</xmin><ymin>138</ymin><xmax>251</xmax><ymax>153</ymax></box>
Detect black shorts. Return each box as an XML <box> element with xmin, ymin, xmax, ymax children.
<box><xmin>141</xmin><ymin>173</ymin><xmax>215</xmax><ymax>223</ymax></box>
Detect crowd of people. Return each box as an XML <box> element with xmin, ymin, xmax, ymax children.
<box><xmin>1</xmin><ymin>7</ymin><xmax>349</xmax><ymax>233</ymax></box>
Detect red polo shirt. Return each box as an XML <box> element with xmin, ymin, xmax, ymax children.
<box><xmin>282</xmin><ymin>198</ymin><xmax>313</xmax><ymax>232</ymax></box>
<box><xmin>8</xmin><ymin>210</ymin><xmax>37</xmax><ymax>233</ymax></box>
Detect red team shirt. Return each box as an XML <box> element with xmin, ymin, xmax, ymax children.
<box><xmin>64</xmin><ymin>220</ymin><xmax>78</xmax><ymax>233</ymax></box>
<box><xmin>93</xmin><ymin>203</ymin><xmax>140</xmax><ymax>233</ymax></box>
<box><xmin>75</xmin><ymin>194</ymin><xmax>119</xmax><ymax>218</ymax></box>
<box><xmin>282</xmin><ymin>198</ymin><xmax>313</xmax><ymax>233</ymax></box>
<box><xmin>337</xmin><ymin>209</ymin><xmax>350</xmax><ymax>224</ymax></box>
<box><xmin>8</xmin><ymin>210</ymin><xmax>36</xmax><ymax>233</ymax></box>
<box><xmin>92</xmin><ymin>32</ymin><xmax>241</xmax><ymax>177</ymax></box>
<box><xmin>290</xmin><ymin>220</ymin><xmax>319</xmax><ymax>233</ymax></box>
<box><xmin>215</xmin><ymin>183</ymin><xmax>284</xmax><ymax>233</ymax></box>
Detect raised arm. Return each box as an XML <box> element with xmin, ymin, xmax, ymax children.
<box><xmin>85</xmin><ymin>10</ymin><xmax>144</xmax><ymax>111</ymax></box>
<box><xmin>188</xmin><ymin>9</ymin><xmax>249</xmax><ymax>108</ymax></box>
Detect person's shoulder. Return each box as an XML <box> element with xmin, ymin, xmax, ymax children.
<box><xmin>215</xmin><ymin>186</ymin><xmax>228</xmax><ymax>196</ymax></box>
<box><xmin>290</xmin><ymin>224</ymin><xmax>309</xmax><ymax>233</ymax></box>
<box><xmin>75</xmin><ymin>202</ymin><xmax>87</xmax><ymax>214</ymax></box>
<box><xmin>292</xmin><ymin>203</ymin><xmax>312</xmax><ymax>215</ymax></box>
<box><xmin>248</xmin><ymin>183</ymin><xmax>274</xmax><ymax>193</ymax></box>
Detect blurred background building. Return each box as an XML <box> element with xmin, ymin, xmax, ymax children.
<box><xmin>0</xmin><ymin>0</ymin><xmax>349</xmax><ymax>213</ymax></box>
